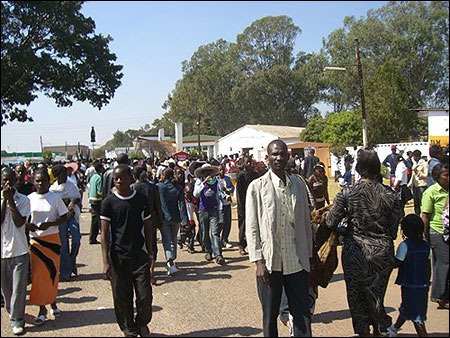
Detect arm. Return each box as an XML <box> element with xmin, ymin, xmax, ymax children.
<box><xmin>422</xmin><ymin>212</ymin><xmax>431</xmax><ymax>241</ymax></box>
<box><xmin>100</xmin><ymin>218</ymin><xmax>112</xmax><ymax>280</ymax></box>
<box><xmin>178</xmin><ymin>188</ymin><xmax>189</xmax><ymax>226</ymax></box>
<box><xmin>325</xmin><ymin>177</ymin><xmax>330</xmax><ymax>205</ymax></box>
<box><xmin>1</xmin><ymin>197</ymin><xmax>6</xmax><ymax>226</ymax></box>
<box><xmin>39</xmin><ymin>213</ymin><xmax>68</xmax><ymax>231</ymax></box>
<box><xmin>326</xmin><ymin>190</ymin><xmax>346</xmax><ymax>230</ymax></box>
<box><xmin>193</xmin><ymin>179</ymin><xmax>204</xmax><ymax>198</ymax></box>
<box><xmin>143</xmin><ymin>217</ymin><xmax>153</xmax><ymax>260</ymax></box>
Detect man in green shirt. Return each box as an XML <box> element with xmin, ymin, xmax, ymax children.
<box><xmin>88</xmin><ymin>161</ymin><xmax>105</xmax><ymax>245</ymax></box>
<box><xmin>421</xmin><ymin>162</ymin><xmax>449</xmax><ymax>308</ymax></box>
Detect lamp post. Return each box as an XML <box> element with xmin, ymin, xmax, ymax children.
<box><xmin>196</xmin><ymin>112</ymin><xmax>201</xmax><ymax>155</ymax></box>
<box><xmin>323</xmin><ymin>38</ymin><xmax>368</xmax><ymax>147</ymax></box>
<box><xmin>90</xmin><ymin>126</ymin><xmax>96</xmax><ymax>161</ymax></box>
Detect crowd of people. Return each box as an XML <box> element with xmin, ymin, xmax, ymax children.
<box><xmin>1</xmin><ymin>142</ymin><xmax>449</xmax><ymax>337</ymax></box>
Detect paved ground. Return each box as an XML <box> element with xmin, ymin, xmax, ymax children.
<box><xmin>2</xmin><ymin>190</ymin><xmax>449</xmax><ymax>337</ymax></box>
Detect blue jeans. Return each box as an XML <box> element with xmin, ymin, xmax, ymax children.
<box><xmin>199</xmin><ymin>209</ymin><xmax>222</xmax><ymax>258</ymax></box>
<box><xmin>160</xmin><ymin>222</ymin><xmax>179</xmax><ymax>262</ymax></box>
<box><xmin>1</xmin><ymin>254</ymin><xmax>29</xmax><ymax>328</ymax></box>
<box><xmin>220</xmin><ymin>204</ymin><xmax>232</xmax><ymax>245</ymax></box>
<box><xmin>59</xmin><ymin>215</ymin><xmax>81</xmax><ymax>278</ymax></box>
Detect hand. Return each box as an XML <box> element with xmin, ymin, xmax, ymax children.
<box><xmin>2</xmin><ymin>183</ymin><xmax>14</xmax><ymax>201</ymax></box>
<box><xmin>39</xmin><ymin>222</ymin><xmax>51</xmax><ymax>231</ymax></box>
<box><xmin>26</xmin><ymin>223</ymin><xmax>39</xmax><ymax>232</ymax></box>
<box><xmin>103</xmin><ymin>262</ymin><xmax>112</xmax><ymax>281</ymax></box>
<box><xmin>68</xmin><ymin>202</ymin><xmax>74</xmax><ymax>212</ymax></box>
<box><xmin>255</xmin><ymin>260</ymin><xmax>269</xmax><ymax>286</ymax></box>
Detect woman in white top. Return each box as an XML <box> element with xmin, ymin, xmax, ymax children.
<box><xmin>27</xmin><ymin>169</ymin><xmax>68</xmax><ymax>325</ymax></box>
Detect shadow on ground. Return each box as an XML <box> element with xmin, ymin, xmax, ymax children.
<box><xmin>151</xmin><ymin>326</ymin><xmax>262</xmax><ymax>337</ymax></box>
<box><xmin>313</xmin><ymin>307</ymin><xmax>396</xmax><ymax>324</ymax></box>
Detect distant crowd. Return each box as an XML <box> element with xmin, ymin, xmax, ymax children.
<box><xmin>1</xmin><ymin>143</ymin><xmax>449</xmax><ymax>337</ymax></box>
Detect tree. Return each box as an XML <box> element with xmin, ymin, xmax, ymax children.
<box><xmin>236</xmin><ymin>15</ymin><xmax>301</xmax><ymax>72</ymax></box>
<box><xmin>299</xmin><ymin>113</ymin><xmax>327</xmax><ymax>143</ymax></box>
<box><xmin>41</xmin><ymin>150</ymin><xmax>53</xmax><ymax>164</ymax></box>
<box><xmin>1</xmin><ymin>1</ymin><xmax>123</xmax><ymax>125</ymax></box>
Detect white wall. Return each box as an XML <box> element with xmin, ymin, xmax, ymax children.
<box><xmin>330</xmin><ymin>141</ymin><xmax>430</xmax><ymax>178</ymax></box>
<box><xmin>217</xmin><ymin>126</ymin><xmax>275</xmax><ymax>158</ymax></box>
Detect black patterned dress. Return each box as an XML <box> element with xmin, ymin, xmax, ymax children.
<box><xmin>326</xmin><ymin>181</ymin><xmax>402</xmax><ymax>335</ymax></box>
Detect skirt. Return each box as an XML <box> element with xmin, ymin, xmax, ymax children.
<box><xmin>29</xmin><ymin>233</ymin><xmax>61</xmax><ymax>306</ymax></box>
<box><xmin>399</xmin><ymin>286</ymin><xmax>429</xmax><ymax>323</ymax></box>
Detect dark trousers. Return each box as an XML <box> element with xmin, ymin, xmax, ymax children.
<box><xmin>89</xmin><ymin>203</ymin><xmax>101</xmax><ymax>243</ymax></box>
<box><xmin>257</xmin><ymin>270</ymin><xmax>312</xmax><ymax>337</ymax></box>
<box><xmin>413</xmin><ymin>186</ymin><xmax>427</xmax><ymax>216</ymax></box>
<box><xmin>109</xmin><ymin>252</ymin><xmax>153</xmax><ymax>336</ymax></box>
<box><xmin>220</xmin><ymin>204</ymin><xmax>232</xmax><ymax>244</ymax></box>
<box><xmin>237</xmin><ymin>204</ymin><xmax>247</xmax><ymax>249</ymax></box>
<box><xmin>179</xmin><ymin>223</ymin><xmax>195</xmax><ymax>251</ymax></box>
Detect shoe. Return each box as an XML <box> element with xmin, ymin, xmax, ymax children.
<box><xmin>50</xmin><ymin>308</ymin><xmax>61</xmax><ymax>317</ymax></box>
<box><xmin>225</xmin><ymin>242</ymin><xmax>233</xmax><ymax>249</ymax></box>
<box><xmin>177</xmin><ymin>242</ymin><xmax>183</xmax><ymax>249</ymax></box>
<box><xmin>239</xmin><ymin>248</ymin><xmax>248</xmax><ymax>255</ymax></box>
<box><xmin>34</xmin><ymin>314</ymin><xmax>47</xmax><ymax>326</ymax></box>
<box><xmin>216</xmin><ymin>256</ymin><xmax>225</xmax><ymax>265</ymax></box>
<box><xmin>387</xmin><ymin>325</ymin><xmax>397</xmax><ymax>337</ymax></box>
<box><xmin>12</xmin><ymin>326</ymin><xmax>24</xmax><ymax>335</ymax></box>
<box><xmin>150</xmin><ymin>277</ymin><xmax>156</xmax><ymax>285</ymax></box>
<box><xmin>437</xmin><ymin>300</ymin><xmax>449</xmax><ymax>309</ymax></box>
<box><xmin>72</xmin><ymin>266</ymin><xmax>78</xmax><ymax>276</ymax></box>
<box><xmin>205</xmin><ymin>253</ymin><xmax>213</xmax><ymax>261</ymax></box>
<box><xmin>89</xmin><ymin>240</ymin><xmax>100</xmax><ymax>245</ymax></box>
<box><xmin>187</xmin><ymin>248</ymin><xmax>195</xmax><ymax>254</ymax></box>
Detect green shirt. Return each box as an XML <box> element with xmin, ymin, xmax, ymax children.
<box><xmin>88</xmin><ymin>173</ymin><xmax>103</xmax><ymax>204</ymax></box>
<box><xmin>421</xmin><ymin>182</ymin><xmax>449</xmax><ymax>234</ymax></box>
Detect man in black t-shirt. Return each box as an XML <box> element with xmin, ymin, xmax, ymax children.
<box><xmin>100</xmin><ymin>164</ymin><xmax>153</xmax><ymax>337</ymax></box>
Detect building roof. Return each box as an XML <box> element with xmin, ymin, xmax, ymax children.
<box><xmin>246</xmin><ymin>125</ymin><xmax>305</xmax><ymax>138</ymax></box>
<box><xmin>219</xmin><ymin>124</ymin><xmax>305</xmax><ymax>142</ymax></box>
<box><xmin>168</xmin><ymin>134</ymin><xmax>221</xmax><ymax>143</ymax></box>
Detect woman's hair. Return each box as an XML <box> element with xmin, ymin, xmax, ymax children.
<box><xmin>163</xmin><ymin>168</ymin><xmax>175</xmax><ymax>181</ymax></box>
<box><xmin>51</xmin><ymin>164</ymin><xmax>66</xmax><ymax>178</ymax></box>
<box><xmin>432</xmin><ymin>162</ymin><xmax>449</xmax><ymax>181</ymax></box>
<box><xmin>401</xmin><ymin>214</ymin><xmax>425</xmax><ymax>242</ymax></box>
<box><xmin>355</xmin><ymin>149</ymin><xmax>381</xmax><ymax>179</ymax></box>
<box><xmin>133</xmin><ymin>166</ymin><xmax>147</xmax><ymax>181</ymax></box>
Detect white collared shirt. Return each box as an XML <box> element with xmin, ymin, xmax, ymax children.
<box><xmin>395</xmin><ymin>161</ymin><xmax>408</xmax><ymax>186</ymax></box>
<box><xmin>1</xmin><ymin>191</ymin><xmax>31</xmax><ymax>259</ymax></box>
<box><xmin>269</xmin><ymin>171</ymin><xmax>303</xmax><ymax>275</ymax></box>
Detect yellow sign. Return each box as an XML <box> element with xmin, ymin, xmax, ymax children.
<box><xmin>429</xmin><ymin>135</ymin><xmax>449</xmax><ymax>147</ymax></box>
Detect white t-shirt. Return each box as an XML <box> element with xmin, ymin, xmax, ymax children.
<box><xmin>351</xmin><ymin>159</ymin><xmax>361</xmax><ymax>183</ymax></box>
<box><xmin>28</xmin><ymin>191</ymin><xmax>68</xmax><ymax>238</ymax></box>
<box><xmin>395</xmin><ymin>161</ymin><xmax>408</xmax><ymax>186</ymax></box>
<box><xmin>50</xmin><ymin>180</ymin><xmax>81</xmax><ymax>221</ymax></box>
<box><xmin>1</xmin><ymin>191</ymin><xmax>31</xmax><ymax>259</ymax></box>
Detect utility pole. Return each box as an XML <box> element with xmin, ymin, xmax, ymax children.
<box><xmin>355</xmin><ymin>38</ymin><xmax>368</xmax><ymax>148</ymax></box>
<box><xmin>197</xmin><ymin>112</ymin><xmax>201</xmax><ymax>155</ymax></box>
<box><xmin>40</xmin><ymin>136</ymin><xmax>43</xmax><ymax>153</ymax></box>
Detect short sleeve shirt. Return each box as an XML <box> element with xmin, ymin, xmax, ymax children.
<box><xmin>421</xmin><ymin>183</ymin><xmax>449</xmax><ymax>234</ymax></box>
<box><xmin>100</xmin><ymin>190</ymin><xmax>150</xmax><ymax>259</ymax></box>
<box><xmin>396</xmin><ymin>241</ymin><xmax>432</xmax><ymax>261</ymax></box>
<box><xmin>28</xmin><ymin>191</ymin><xmax>68</xmax><ymax>238</ymax></box>
<box><xmin>1</xmin><ymin>191</ymin><xmax>31</xmax><ymax>258</ymax></box>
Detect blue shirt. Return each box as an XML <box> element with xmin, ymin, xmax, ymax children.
<box><xmin>157</xmin><ymin>180</ymin><xmax>188</xmax><ymax>225</ymax></box>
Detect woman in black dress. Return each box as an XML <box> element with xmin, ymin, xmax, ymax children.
<box><xmin>327</xmin><ymin>149</ymin><xmax>403</xmax><ymax>337</ymax></box>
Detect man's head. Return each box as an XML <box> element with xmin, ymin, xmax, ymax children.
<box><xmin>16</xmin><ymin>165</ymin><xmax>27</xmax><ymax>181</ymax></box>
<box><xmin>314</xmin><ymin>162</ymin><xmax>326</xmax><ymax>175</ymax></box>
<box><xmin>267</xmin><ymin>140</ymin><xmax>288</xmax><ymax>173</ymax></box>
<box><xmin>94</xmin><ymin>161</ymin><xmax>104</xmax><ymax>174</ymax></box>
<box><xmin>133</xmin><ymin>166</ymin><xmax>147</xmax><ymax>182</ymax></box>
<box><xmin>113</xmin><ymin>164</ymin><xmax>133</xmax><ymax>193</ymax></box>
<box><xmin>33</xmin><ymin>169</ymin><xmax>51</xmax><ymax>194</ymax></box>
<box><xmin>1</xmin><ymin>167</ymin><xmax>17</xmax><ymax>190</ymax></box>
<box><xmin>429</xmin><ymin>145</ymin><xmax>443</xmax><ymax>160</ymax></box>
<box><xmin>412</xmin><ymin>150</ymin><xmax>422</xmax><ymax>162</ymax></box>
<box><xmin>391</xmin><ymin>145</ymin><xmax>397</xmax><ymax>154</ymax></box>
<box><xmin>116</xmin><ymin>153</ymin><xmax>129</xmax><ymax>165</ymax></box>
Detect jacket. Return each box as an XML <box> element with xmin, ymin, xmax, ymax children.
<box><xmin>245</xmin><ymin>171</ymin><xmax>313</xmax><ymax>273</ymax></box>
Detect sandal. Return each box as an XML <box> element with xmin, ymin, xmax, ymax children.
<box><xmin>34</xmin><ymin>314</ymin><xmax>47</xmax><ymax>326</ymax></box>
<box><xmin>50</xmin><ymin>308</ymin><xmax>62</xmax><ymax>317</ymax></box>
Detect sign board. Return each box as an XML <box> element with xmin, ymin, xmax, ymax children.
<box><xmin>173</xmin><ymin>151</ymin><xmax>189</xmax><ymax>161</ymax></box>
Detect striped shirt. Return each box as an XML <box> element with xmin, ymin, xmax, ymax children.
<box><xmin>269</xmin><ymin>171</ymin><xmax>303</xmax><ymax>275</ymax></box>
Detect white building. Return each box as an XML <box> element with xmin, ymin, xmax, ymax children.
<box><xmin>412</xmin><ymin>108</ymin><xmax>449</xmax><ymax>147</ymax></box>
<box><xmin>217</xmin><ymin>125</ymin><xmax>305</xmax><ymax>161</ymax></box>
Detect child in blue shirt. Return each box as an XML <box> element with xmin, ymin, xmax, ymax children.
<box><xmin>388</xmin><ymin>214</ymin><xmax>431</xmax><ymax>337</ymax></box>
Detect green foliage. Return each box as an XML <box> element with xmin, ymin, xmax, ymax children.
<box><xmin>1</xmin><ymin>1</ymin><xmax>123</xmax><ymax>125</ymax></box>
<box><xmin>42</xmin><ymin>150</ymin><xmax>53</xmax><ymax>164</ymax></box>
<box><xmin>300</xmin><ymin>111</ymin><xmax>362</xmax><ymax>147</ymax></box>
<box><xmin>128</xmin><ymin>151</ymin><xmax>144</xmax><ymax>160</ymax></box>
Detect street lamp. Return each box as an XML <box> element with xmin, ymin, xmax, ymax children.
<box><xmin>323</xmin><ymin>38</ymin><xmax>368</xmax><ymax>147</ymax></box>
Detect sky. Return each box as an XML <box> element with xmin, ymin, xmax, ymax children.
<box><xmin>1</xmin><ymin>1</ymin><xmax>389</xmax><ymax>153</ymax></box>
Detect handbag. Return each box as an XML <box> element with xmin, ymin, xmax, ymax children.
<box><xmin>335</xmin><ymin>186</ymin><xmax>352</xmax><ymax>237</ymax></box>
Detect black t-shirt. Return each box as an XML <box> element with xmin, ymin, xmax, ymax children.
<box><xmin>100</xmin><ymin>190</ymin><xmax>150</xmax><ymax>259</ymax></box>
